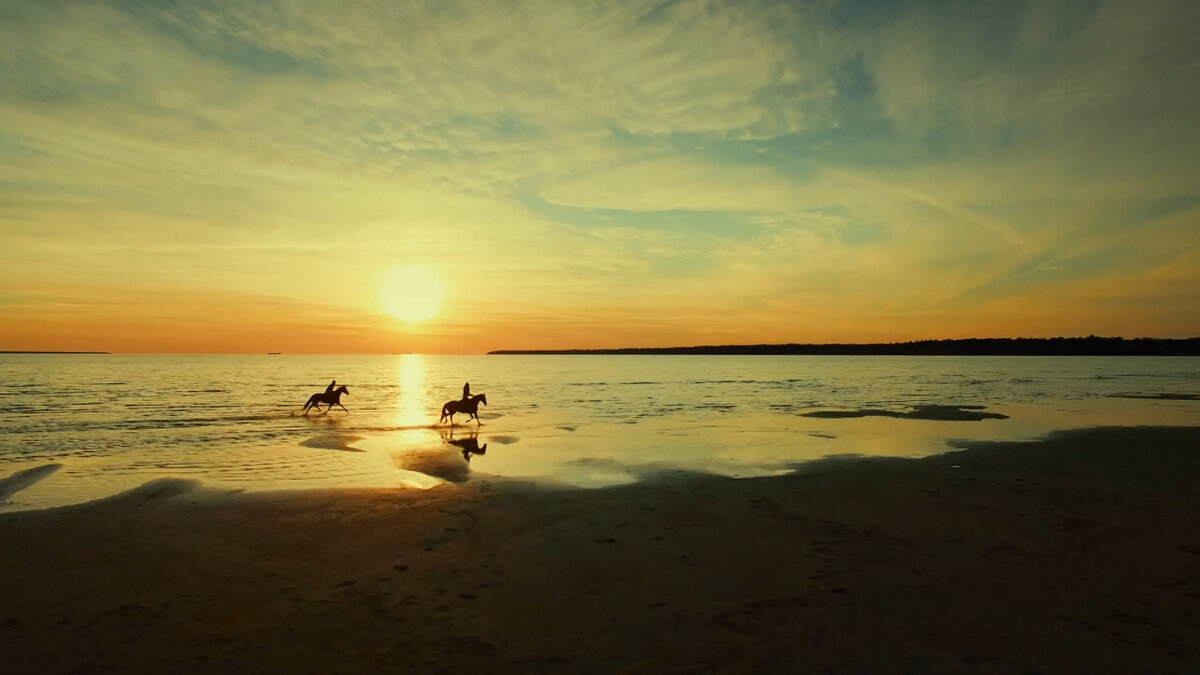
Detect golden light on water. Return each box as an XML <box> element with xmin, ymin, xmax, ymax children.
<box><xmin>380</xmin><ymin>265</ymin><xmax>445</xmax><ymax>323</ymax></box>
<box><xmin>394</xmin><ymin>353</ymin><xmax>429</xmax><ymax>427</ymax></box>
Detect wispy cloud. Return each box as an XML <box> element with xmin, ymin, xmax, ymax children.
<box><xmin>1</xmin><ymin>0</ymin><xmax>1197</xmax><ymax>350</ymax></box>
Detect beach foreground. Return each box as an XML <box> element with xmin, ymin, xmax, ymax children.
<box><xmin>2</xmin><ymin>426</ymin><xmax>1198</xmax><ymax>673</ymax></box>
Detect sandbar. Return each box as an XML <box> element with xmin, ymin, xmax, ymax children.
<box><xmin>1</xmin><ymin>426</ymin><xmax>1198</xmax><ymax>672</ymax></box>
<box><xmin>0</xmin><ymin>463</ymin><xmax>61</xmax><ymax>501</ymax></box>
<box><xmin>802</xmin><ymin>404</ymin><xmax>1010</xmax><ymax>421</ymax></box>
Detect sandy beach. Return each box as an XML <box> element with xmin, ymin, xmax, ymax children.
<box><xmin>2</xmin><ymin>425</ymin><xmax>1198</xmax><ymax>673</ymax></box>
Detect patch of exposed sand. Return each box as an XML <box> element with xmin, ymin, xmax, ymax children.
<box><xmin>2</xmin><ymin>426</ymin><xmax>1198</xmax><ymax>672</ymax></box>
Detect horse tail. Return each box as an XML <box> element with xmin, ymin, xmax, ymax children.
<box><xmin>303</xmin><ymin>394</ymin><xmax>317</xmax><ymax>412</ymax></box>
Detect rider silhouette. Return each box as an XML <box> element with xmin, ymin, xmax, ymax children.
<box><xmin>325</xmin><ymin>380</ymin><xmax>336</xmax><ymax>395</ymax></box>
<box><xmin>462</xmin><ymin>381</ymin><xmax>470</xmax><ymax>401</ymax></box>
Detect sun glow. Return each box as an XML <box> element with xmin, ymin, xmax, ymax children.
<box><xmin>381</xmin><ymin>265</ymin><xmax>445</xmax><ymax>322</ymax></box>
<box><xmin>394</xmin><ymin>353</ymin><xmax>429</xmax><ymax>427</ymax></box>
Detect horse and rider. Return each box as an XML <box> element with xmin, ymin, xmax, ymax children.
<box><xmin>301</xmin><ymin>379</ymin><xmax>485</xmax><ymax>424</ymax></box>
<box><xmin>440</xmin><ymin>381</ymin><xmax>486</xmax><ymax>424</ymax></box>
<box><xmin>302</xmin><ymin>379</ymin><xmax>349</xmax><ymax>415</ymax></box>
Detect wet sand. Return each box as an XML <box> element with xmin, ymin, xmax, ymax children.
<box><xmin>2</xmin><ymin>426</ymin><xmax>1199</xmax><ymax>673</ymax></box>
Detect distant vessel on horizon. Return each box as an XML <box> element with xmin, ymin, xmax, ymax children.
<box><xmin>267</xmin><ymin>352</ymin><xmax>282</xmax><ymax>355</ymax></box>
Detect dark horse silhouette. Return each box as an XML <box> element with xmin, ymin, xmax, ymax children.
<box><xmin>303</xmin><ymin>385</ymin><xmax>349</xmax><ymax>415</ymax></box>
<box><xmin>440</xmin><ymin>393</ymin><xmax>486</xmax><ymax>424</ymax></box>
<box><xmin>447</xmin><ymin>435</ymin><xmax>488</xmax><ymax>462</ymax></box>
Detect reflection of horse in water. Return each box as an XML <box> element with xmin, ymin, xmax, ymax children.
<box><xmin>303</xmin><ymin>385</ymin><xmax>349</xmax><ymax>415</ymax></box>
<box><xmin>440</xmin><ymin>393</ymin><xmax>486</xmax><ymax>424</ymax></box>
<box><xmin>447</xmin><ymin>435</ymin><xmax>488</xmax><ymax>462</ymax></box>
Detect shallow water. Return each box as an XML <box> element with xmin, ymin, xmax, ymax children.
<box><xmin>1</xmin><ymin>354</ymin><xmax>1197</xmax><ymax>510</ymax></box>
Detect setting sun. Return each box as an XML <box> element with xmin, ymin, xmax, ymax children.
<box><xmin>380</xmin><ymin>265</ymin><xmax>445</xmax><ymax>323</ymax></box>
<box><xmin>1</xmin><ymin>0</ymin><xmax>1197</xmax><ymax>356</ymax></box>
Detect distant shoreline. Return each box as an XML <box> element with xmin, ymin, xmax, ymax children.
<box><xmin>490</xmin><ymin>337</ymin><xmax>1200</xmax><ymax>356</ymax></box>
<box><xmin>0</xmin><ymin>351</ymin><xmax>109</xmax><ymax>355</ymax></box>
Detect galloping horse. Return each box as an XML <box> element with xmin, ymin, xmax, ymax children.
<box><xmin>303</xmin><ymin>385</ymin><xmax>349</xmax><ymax>415</ymax></box>
<box><xmin>440</xmin><ymin>393</ymin><xmax>486</xmax><ymax>424</ymax></box>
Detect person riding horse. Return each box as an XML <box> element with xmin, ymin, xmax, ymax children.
<box><xmin>440</xmin><ymin>392</ymin><xmax>486</xmax><ymax>424</ymax></box>
<box><xmin>303</xmin><ymin>383</ymin><xmax>349</xmax><ymax>415</ymax></box>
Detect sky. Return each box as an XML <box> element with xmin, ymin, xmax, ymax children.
<box><xmin>1</xmin><ymin>0</ymin><xmax>1198</xmax><ymax>353</ymax></box>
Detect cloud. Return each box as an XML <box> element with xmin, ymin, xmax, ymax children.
<box><xmin>1</xmin><ymin>0</ymin><xmax>1197</xmax><ymax>350</ymax></box>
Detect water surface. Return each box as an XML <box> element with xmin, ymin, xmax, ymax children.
<box><xmin>1</xmin><ymin>354</ymin><xmax>1196</xmax><ymax>510</ymax></box>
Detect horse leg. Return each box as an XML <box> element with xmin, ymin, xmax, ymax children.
<box><xmin>336</xmin><ymin>403</ymin><xmax>348</xmax><ymax>412</ymax></box>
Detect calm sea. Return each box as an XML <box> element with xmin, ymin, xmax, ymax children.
<box><xmin>1</xmin><ymin>354</ymin><xmax>1197</xmax><ymax>511</ymax></box>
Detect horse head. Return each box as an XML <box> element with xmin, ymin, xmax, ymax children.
<box><xmin>476</xmin><ymin>393</ymin><xmax>486</xmax><ymax>406</ymax></box>
<box><xmin>337</xmin><ymin>385</ymin><xmax>349</xmax><ymax>396</ymax></box>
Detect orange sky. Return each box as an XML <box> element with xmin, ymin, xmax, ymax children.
<box><xmin>2</xmin><ymin>1</ymin><xmax>1198</xmax><ymax>353</ymax></box>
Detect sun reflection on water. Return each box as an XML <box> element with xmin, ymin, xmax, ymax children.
<box><xmin>395</xmin><ymin>354</ymin><xmax>430</xmax><ymax>428</ymax></box>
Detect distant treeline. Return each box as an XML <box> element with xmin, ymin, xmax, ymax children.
<box><xmin>490</xmin><ymin>337</ymin><xmax>1200</xmax><ymax>356</ymax></box>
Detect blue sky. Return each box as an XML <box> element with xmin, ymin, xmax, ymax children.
<box><xmin>1</xmin><ymin>0</ymin><xmax>1197</xmax><ymax>352</ymax></box>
